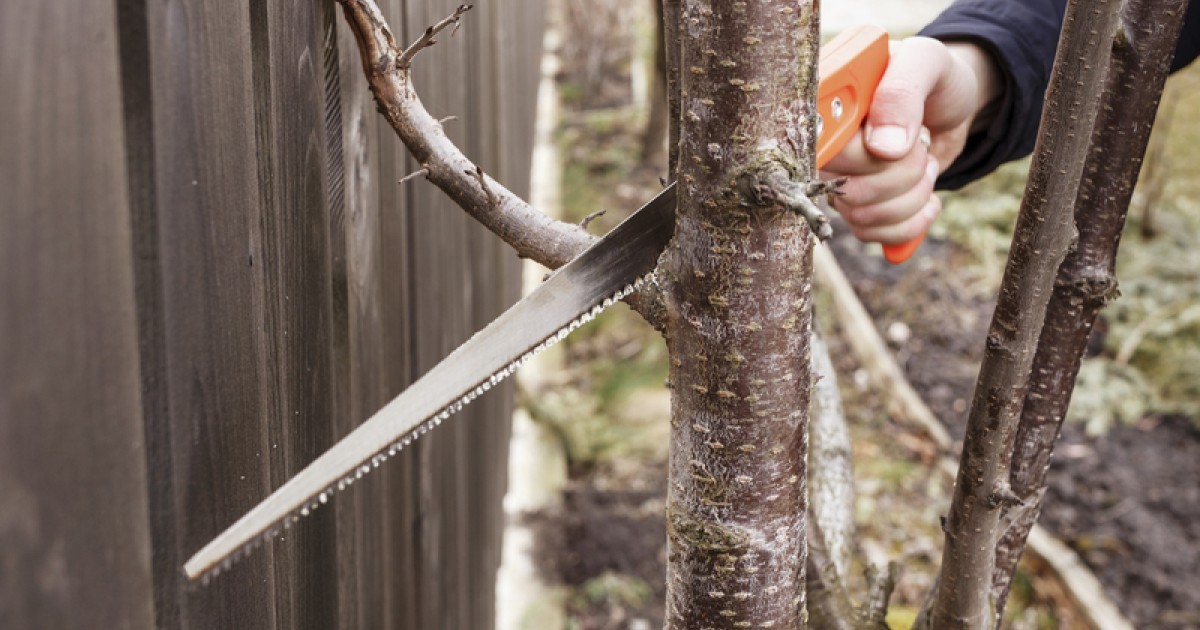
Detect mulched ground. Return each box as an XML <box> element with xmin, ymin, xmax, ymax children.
<box><xmin>830</xmin><ymin>220</ymin><xmax>1200</xmax><ymax>629</ymax></box>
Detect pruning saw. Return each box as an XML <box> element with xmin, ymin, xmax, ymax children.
<box><xmin>185</xmin><ymin>24</ymin><xmax>900</xmax><ymax>583</ymax></box>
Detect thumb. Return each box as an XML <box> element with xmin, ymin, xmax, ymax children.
<box><xmin>863</xmin><ymin>38</ymin><xmax>951</xmax><ymax>160</ymax></box>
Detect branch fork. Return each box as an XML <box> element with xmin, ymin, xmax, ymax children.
<box><xmin>397</xmin><ymin>4</ymin><xmax>472</xmax><ymax>69</ymax></box>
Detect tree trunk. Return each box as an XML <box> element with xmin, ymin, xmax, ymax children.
<box><xmin>661</xmin><ymin>2</ymin><xmax>821</xmax><ymax>626</ymax></box>
<box><xmin>921</xmin><ymin>0</ymin><xmax>1123</xmax><ymax>627</ymax></box>
<box><xmin>990</xmin><ymin>0</ymin><xmax>1189</xmax><ymax>620</ymax></box>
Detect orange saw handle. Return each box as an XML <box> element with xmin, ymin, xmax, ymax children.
<box><xmin>816</xmin><ymin>25</ymin><xmax>923</xmax><ymax>264</ymax></box>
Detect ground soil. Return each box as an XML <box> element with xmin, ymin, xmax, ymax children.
<box><xmin>828</xmin><ymin>220</ymin><xmax>1200</xmax><ymax>629</ymax></box>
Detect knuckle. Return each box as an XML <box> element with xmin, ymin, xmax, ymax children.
<box><xmin>873</xmin><ymin>83</ymin><xmax>923</xmax><ymax>112</ymax></box>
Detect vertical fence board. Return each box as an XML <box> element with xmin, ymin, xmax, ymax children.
<box><xmin>0</xmin><ymin>1</ymin><xmax>155</xmax><ymax>628</ymax></box>
<box><xmin>134</xmin><ymin>1</ymin><xmax>281</xmax><ymax>628</ymax></box>
<box><xmin>403</xmin><ymin>3</ymin><xmax>458</xmax><ymax>626</ymax></box>
<box><xmin>372</xmin><ymin>0</ymin><xmax>422</xmax><ymax>625</ymax></box>
<box><xmin>334</xmin><ymin>1</ymin><xmax>386</xmax><ymax>627</ymax></box>
<box><xmin>252</xmin><ymin>2</ymin><xmax>341</xmax><ymax>628</ymax></box>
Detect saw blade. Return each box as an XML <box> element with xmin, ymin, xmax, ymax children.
<box><xmin>184</xmin><ymin>184</ymin><xmax>676</xmax><ymax>583</ymax></box>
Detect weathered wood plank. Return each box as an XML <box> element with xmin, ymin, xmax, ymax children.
<box><xmin>0</xmin><ymin>1</ymin><xmax>155</xmax><ymax>628</ymax></box>
<box><xmin>134</xmin><ymin>1</ymin><xmax>282</xmax><ymax>627</ymax></box>
<box><xmin>333</xmin><ymin>0</ymin><xmax>388</xmax><ymax>627</ymax></box>
<box><xmin>250</xmin><ymin>1</ymin><xmax>340</xmax><ymax>627</ymax></box>
<box><xmin>372</xmin><ymin>1</ymin><xmax>422</xmax><ymax>625</ymax></box>
<box><xmin>402</xmin><ymin>2</ymin><xmax>460</xmax><ymax>625</ymax></box>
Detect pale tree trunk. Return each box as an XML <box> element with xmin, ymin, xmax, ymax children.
<box><xmin>640</xmin><ymin>0</ymin><xmax>669</xmax><ymax>167</ymax></box>
<box><xmin>990</xmin><ymin>0</ymin><xmax>1189</xmax><ymax>620</ymax></box>
<box><xmin>661</xmin><ymin>1</ymin><xmax>822</xmax><ymax>626</ymax></box>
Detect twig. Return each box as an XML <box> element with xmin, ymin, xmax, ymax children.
<box><xmin>398</xmin><ymin>167</ymin><xmax>428</xmax><ymax>185</ymax></box>
<box><xmin>467</xmin><ymin>165</ymin><xmax>498</xmax><ymax>207</ymax></box>
<box><xmin>755</xmin><ymin>165</ymin><xmax>835</xmax><ymax>240</ymax></box>
<box><xmin>578</xmin><ymin>209</ymin><xmax>606</xmax><ymax>230</ymax></box>
<box><xmin>397</xmin><ymin>4</ymin><xmax>472</xmax><ymax>69</ymax></box>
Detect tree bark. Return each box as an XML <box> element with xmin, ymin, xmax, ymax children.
<box><xmin>661</xmin><ymin>2</ymin><xmax>821</xmax><ymax>626</ymax></box>
<box><xmin>921</xmin><ymin>0</ymin><xmax>1123</xmax><ymax>627</ymax></box>
<box><xmin>990</xmin><ymin>0</ymin><xmax>1189</xmax><ymax>620</ymax></box>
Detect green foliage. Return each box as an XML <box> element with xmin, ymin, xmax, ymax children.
<box><xmin>571</xmin><ymin>571</ymin><xmax>653</xmax><ymax>611</ymax></box>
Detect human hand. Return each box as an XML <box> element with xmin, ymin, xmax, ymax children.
<box><xmin>821</xmin><ymin>37</ymin><xmax>1001</xmax><ymax>246</ymax></box>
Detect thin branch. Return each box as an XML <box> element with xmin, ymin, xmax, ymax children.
<box><xmin>335</xmin><ymin>0</ymin><xmax>667</xmax><ymax>329</ymax></box>
<box><xmin>397</xmin><ymin>3</ymin><xmax>472</xmax><ymax>68</ymax></box>
<box><xmin>398</xmin><ymin>167</ymin><xmax>428</xmax><ymax>185</ymax></box>
<box><xmin>578</xmin><ymin>209</ymin><xmax>606</xmax><ymax>230</ymax></box>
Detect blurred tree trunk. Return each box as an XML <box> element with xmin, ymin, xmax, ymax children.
<box><xmin>639</xmin><ymin>0</ymin><xmax>668</xmax><ymax>168</ymax></box>
<box><xmin>661</xmin><ymin>2</ymin><xmax>822</xmax><ymax>626</ymax></box>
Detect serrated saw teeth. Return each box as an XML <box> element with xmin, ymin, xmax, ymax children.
<box><xmin>186</xmin><ymin>180</ymin><xmax>674</xmax><ymax>584</ymax></box>
<box><xmin>183</xmin><ymin>272</ymin><xmax>656</xmax><ymax>583</ymax></box>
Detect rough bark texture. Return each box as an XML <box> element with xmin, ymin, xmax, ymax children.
<box><xmin>922</xmin><ymin>1</ymin><xmax>1123</xmax><ymax>627</ymax></box>
<box><xmin>661</xmin><ymin>1</ymin><xmax>820</xmax><ymax>627</ymax></box>
<box><xmin>990</xmin><ymin>0</ymin><xmax>1189</xmax><ymax>619</ymax></box>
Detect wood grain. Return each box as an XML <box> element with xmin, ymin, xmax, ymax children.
<box><xmin>0</xmin><ymin>0</ymin><xmax>155</xmax><ymax>627</ymax></box>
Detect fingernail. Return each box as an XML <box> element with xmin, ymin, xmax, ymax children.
<box><xmin>868</xmin><ymin>125</ymin><xmax>908</xmax><ymax>154</ymax></box>
<box><xmin>926</xmin><ymin>157</ymin><xmax>940</xmax><ymax>182</ymax></box>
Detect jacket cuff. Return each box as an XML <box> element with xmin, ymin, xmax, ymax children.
<box><xmin>918</xmin><ymin>1</ymin><xmax>1066</xmax><ymax>189</ymax></box>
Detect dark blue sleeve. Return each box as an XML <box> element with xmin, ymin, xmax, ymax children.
<box><xmin>919</xmin><ymin>0</ymin><xmax>1200</xmax><ymax>189</ymax></box>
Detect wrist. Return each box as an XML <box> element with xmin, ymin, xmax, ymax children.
<box><xmin>946</xmin><ymin>42</ymin><xmax>1003</xmax><ymax>132</ymax></box>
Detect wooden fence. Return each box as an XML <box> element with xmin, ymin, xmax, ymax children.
<box><xmin>1</xmin><ymin>0</ymin><xmax>544</xmax><ymax>627</ymax></box>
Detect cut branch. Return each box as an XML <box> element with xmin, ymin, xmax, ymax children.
<box><xmin>920</xmin><ymin>0</ymin><xmax>1124</xmax><ymax>627</ymax></box>
<box><xmin>989</xmin><ymin>0</ymin><xmax>1189</xmax><ymax>621</ymax></box>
